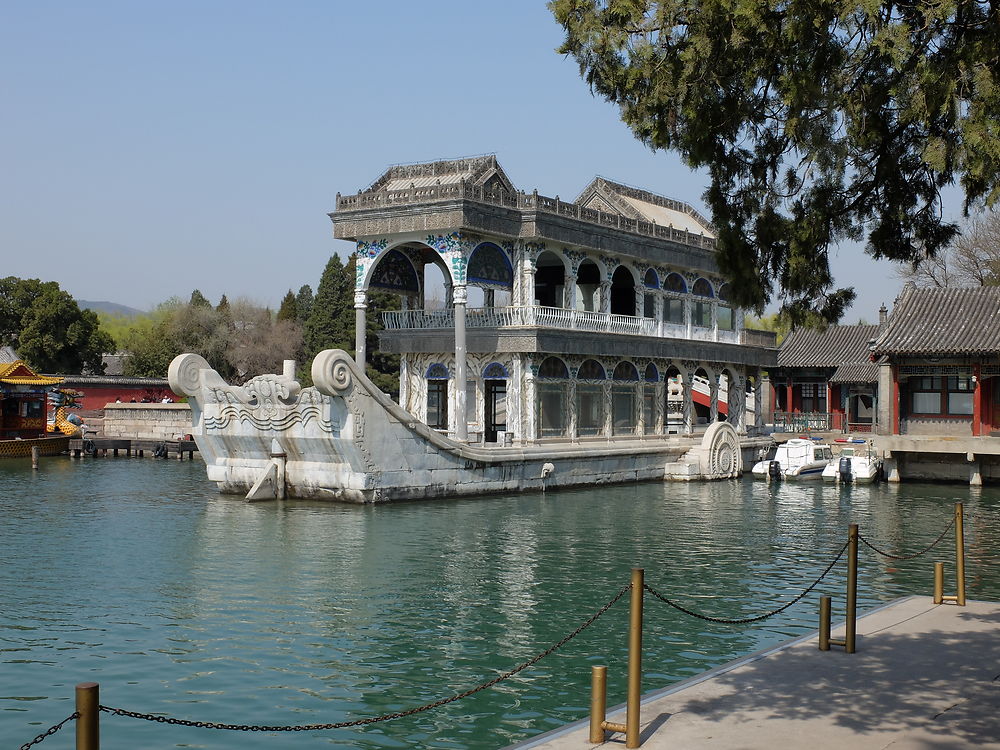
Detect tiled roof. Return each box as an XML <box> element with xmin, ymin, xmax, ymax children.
<box><xmin>873</xmin><ymin>285</ymin><xmax>1000</xmax><ymax>356</ymax></box>
<box><xmin>365</xmin><ymin>155</ymin><xmax>516</xmax><ymax>195</ymax></box>
<box><xmin>776</xmin><ymin>324</ymin><xmax>881</xmax><ymax>369</ymax></box>
<box><xmin>829</xmin><ymin>362</ymin><xmax>879</xmax><ymax>383</ymax></box>
<box><xmin>0</xmin><ymin>360</ymin><xmax>63</xmax><ymax>386</ymax></box>
<box><xmin>574</xmin><ymin>177</ymin><xmax>715</xmax><ymax>237</ymax></box>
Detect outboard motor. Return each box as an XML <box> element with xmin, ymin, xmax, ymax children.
<box><xmin>768</xmin><ymin>460</ymin><xmax>782</xmax><ymax>482</ymax></box>
<box><xmin>838</xmin><ymin>455</ymin><xmax>853</xmax><ymax>483</ymax></box>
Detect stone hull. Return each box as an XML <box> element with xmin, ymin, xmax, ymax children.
<box><xmin>169</xmin><ymin>350</ymin><xmax>750</xmax><ymax>503</ymax></box>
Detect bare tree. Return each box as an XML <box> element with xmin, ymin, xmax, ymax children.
<box><xmin>896</xmin><ymin>210</ymin><xmax>1000</xmax><ymax>287</ymax></box>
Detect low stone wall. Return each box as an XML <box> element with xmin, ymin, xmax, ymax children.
<box><xmin>102</xmin><ymin>403</ymin><xmax>194</xmax><ymax>441</ymax></box>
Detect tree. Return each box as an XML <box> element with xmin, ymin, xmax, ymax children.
<box><xmin>189</xmin><ymin>289</ymin><xmax>212</xmax><ymax>308</ymax></box>
<box><xmin>277</xmin><ymin>290</ymin><xmax>298</xmax><ymax>322</ymax></box>
<box><xmin>304</xmin><ymin>254</ymin><xmax>353</xmax><ymax>359</ymax></box>
<box><xmin>896</xmin><ymin>209</ymin><xmax>1000</xmax><ymax>287</ymax></box>
<box><xmin>224</xmin><ymin>299</ymin><xmax>303</xmax><ymax>384</ymax></box>
<box><xmin>295</xmin><ymin>285</ymin><xmax>314</xmax><ymax>324</ymax></box>
<box><xmin>0</xmin><ymin>276</ymin><xmax>113</xmax><ymax>373</ymax></box>
<box><xmin>551</xmin><ymin>0</ymin><xmax>1000</xmax><ymax>324</ymax></box>
<box><xmin>216</xmin><ymin>294</ymin><xmax>230</xmax><ymax>314</ymax></box>
<box><xmin>745</xmin><ymin>312</ymin><xmax>792</xmax><ymax>346</ymax></box>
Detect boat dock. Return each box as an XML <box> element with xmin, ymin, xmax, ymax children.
<box><xmin>67</xmin><ymin>437</ymin><xmax>198</xmax><ymax>459</ymax></box>
<box><xmin>513</xmin><ymin>596</ymin><xmax>1000</xmax><ymax>749</ymax></box>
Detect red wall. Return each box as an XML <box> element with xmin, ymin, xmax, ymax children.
<box><xmin>75</xmin><ymin>385</ymin><xmax>181</xmax><ymax>411</ymax></box>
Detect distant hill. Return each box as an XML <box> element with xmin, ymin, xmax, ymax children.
<box><xmin>78</xmin><ymin>300</ymin><xmax>145</xmax><ymax>317</ymax></box>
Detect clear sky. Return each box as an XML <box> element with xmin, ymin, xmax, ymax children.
<box><xmin>0</xmin><ymin>1</ymin><xmax>957</xmax><ymax>321</ymax></box>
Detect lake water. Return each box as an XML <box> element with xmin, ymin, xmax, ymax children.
<box><xmin>3</xmin><ymin>456</ymin><xmax>999</xmax><ymax>749</ymax></box>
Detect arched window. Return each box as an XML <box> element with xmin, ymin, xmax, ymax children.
<box><xmin>575</xmin><ymin>259</ymin><xmax>601</xmax><ymax>312</ymax></box>
<box><xmin>482</xmin><ymin>362</ymin><xmax>509</xmax><ymax>379</ymax></box>
<box><xmin>578</xmin><ymin>359</ymin><xmax>606</xmax><ymax>380</ymax></box>
<box><xmin>613</xmin><ymin>361</ymin><xmax>639</xmax><ymax>381</ymax></box>
<box><xmin>537</xmin><ymin>357</ymin><xmax>568</xmax><ymax>437</ymax></box>
<box><xmin>663</xmin><ymin>273</ymin><xmax>686</xmax><ymax>324</ymax></box>
<box><xmin>425</xmin><ymin>363</ymin><xmax>449</xmax><ymax>430</ymax></box>
<box><xmin>426</xmin><ymin>363</ymin><xmax>450</xmax><ymax>379</ymax></box>
<box><xmin>576</xmin><ymin>359</ymin><xmax>605</xmax><ymax>437</ymax></box>
<box><xmin>612</xmin><ymin>361</ymin><xmax>638</xmax><ymax>435</ymax></box>
<box><xmin>692</xmin><ymin>279</ymin><xmax>713</xmax><ymax>328</ymax></box>
<box><xmin>538</xmin><ymin>356</ymin><xmax>569</xmax><ymax>378</ymax></box>
<box><xmin>643</xmin><ymin>269</ymin><xmax>658</xmax><ymax>288</ymax></box>
<box><xmin>664</xmin><ymin>273</ymin><xmax>686</xmax><ymax>293</ymax></box>
<box><xmin>644</xmin><ymin>363</ymin><xmax>659</xmax><ymax>382</ymax></box>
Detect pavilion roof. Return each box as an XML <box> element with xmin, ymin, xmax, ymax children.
<box><xmin>574</xmin><ymin>177</ymin><xmax>715</xmax><ymax>238</ymax></box>
<box><xmin>365</xmin><ymin>155</ymin><xmax>516</xmax><ymax>195</ymax></box>
<box><xmin>0</xmin><ymin>360</ymin><xmax>63</xmax><ymax>387</ymax></box>
<box><xmin>872</xmin><ymin>285</ymin><xmax>1000</xmax><ymax>356</ymax></box>
<box><xmin>776</xmin><ymin>324</ymin><xmax>881</xmax><ymax>382</ymax></box>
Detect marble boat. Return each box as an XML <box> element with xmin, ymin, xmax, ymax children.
<box><xmin>169</xmin><ymin>350</ymin><xmax>748</xmax><ymax>502</ymax></box>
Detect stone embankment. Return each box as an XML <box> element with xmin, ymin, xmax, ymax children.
<box><xmin>101</xmin><ymin>402</ymin><xmax>193</xmax><ymax>441</ymax></box>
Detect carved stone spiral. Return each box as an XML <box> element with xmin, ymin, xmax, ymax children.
<box><xmin>168</xmin><ymin>353</ymin><xmax>211</xmax><ymax>397</ymax></box>
<box><xmin>312</xmin><ymin>349</ymin><xmax>354</xmax><ymax>396</ymax></box>
<box><xmin>700</xmin><ymin>421</ymin><xmax>743</xmax><ymax>479</ymax></box>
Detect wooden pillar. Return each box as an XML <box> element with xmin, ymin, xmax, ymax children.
<box><xmin>892</xmin><ymin>365</ymin><xmax>900</xmax><ymax>435</ymax></box>
<box><xmin>785</xmin><ymin>380</ymin><xmax>793</xmax><ymax>414</ymax></box>
<box><xmin>973</xmin><ymin>364</ymin><xmax>982</xmax><ymax>437</ymax></box>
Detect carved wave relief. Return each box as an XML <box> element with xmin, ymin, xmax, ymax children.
<box><xmin>202</xmin><ymin>388</ymin><xmax>339</xmax><ymax>434</ymax></box>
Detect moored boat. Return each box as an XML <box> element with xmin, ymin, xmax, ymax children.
<box><xmin>751</xmin><ymin>438</ymin><xmax>833</xmax><ymax>481</ymax></box>
<box><xmin>822</xmin><ymin>444</ymin><xmax>881</xmax><ymax>483</ymax></box>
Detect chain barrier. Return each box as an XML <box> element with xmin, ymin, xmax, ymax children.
<box><xmin>98</xmin><ymin>584</ymin><xmax>631</xmax><ymax>733</ymax></box>
<box><xmin>644</xmin><ymin>540</ymin><xmax>850</xmax><ymax>624</ymax></box>
<box><xmin>858</xmin><ymin>515</ymin><xmax>957</xmax><ymax>561</ymax></box>
<box><xmin>18</xmin><ymin>711</ymin><xmax>78</xmax><ymax>750</ymax></box>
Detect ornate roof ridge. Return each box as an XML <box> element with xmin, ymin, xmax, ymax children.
<box><xmin>364</xmin><ymin>154</ymin><xmax>515</xmax><ymax>193</ymax></box>
<box><xmin>576</xmin><ymin>176</ymin><xmax>713</xmax><ymax>231</ymax></box>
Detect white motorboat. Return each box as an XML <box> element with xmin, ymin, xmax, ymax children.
<box><xmin>822</xmin><ymin>443</ymin><xmax>882</xmax><ymax>483</ymax></box>
<box><xmin>752</xmin><ymin>438</ymin><xmax>833</xmax><ymax>481</ymax></box>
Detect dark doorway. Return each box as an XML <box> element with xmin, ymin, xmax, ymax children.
<box><xmin>485</xmin><ymin>380</ymin><xmax>507</xmax><ymax>442</ymax></box>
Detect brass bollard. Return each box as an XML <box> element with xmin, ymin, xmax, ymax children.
<box><xmin>589</xmin><ymin>665</ymin><xmax>608</xmax><ymax>743</ymax></box>
<box><xmin>818</xmin><ymin>595</ymin><xmax>831</xmax><ymax>651</ymax></box>
<box><xmin>76</xmin><ymin>682</ymin><xmax>99</xmax><ymax>750</ymax></box>
<box><xmin>590</xmin><ymin>569</ymin><xmax>645</xmax><ymax>747</ymax></box>
<box><xmin>955</xmin><ymin>503</ymin><xmax>966</xmax><ymax>606</ymax></box>
<box><xmin>825</xmin><ymin>524</ymin><xmax>858</xmax><ymax>654</ymax></box>
<box><xmin>933</xmin><ymin>562</ymin><xmax>944</xmax><ymax>604</ymax></box>
<box><xmin>939</xmin><ymin>504</ymin><xmax>967</xmax><ymax>606</ymax></box>
<box><xmin>625</xmin><ymin>567</ymin><xmax>644</xmax><ymax>748</ymax></box>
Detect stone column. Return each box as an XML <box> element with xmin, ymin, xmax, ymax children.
<box><xmin>354</xmin><ymin>290</ymin><xmax>368</xmax><ymax>371</ymax></box>
<box><xmin>754</xmin><ymin>373</ymin><xmax>763</xmax><ymax>430</ymax></box>
<box><xmin>683</xmin><ymin>373</ymin><xmax>695</xmax><ymax>435</ymax></box>
<box><xmin>523</xmin><ymin>366</ymin><xmax>537</xmax><ymax>442</ymax></box>
<box><xmin>709</xmin><ymin>372</ymin><xmax>719</xmax><ymax>423</ymax></box>
<box><xmin>599</xmin><ymin>280</ymin><xmax>611</xmax><ymax>315</ymax></box>
<box><xmin>730</xmin><ymin>374</ymin><xmax>746</xmax><ymax>433</ymax></box>
<box><xmin>635</xmin><ymin>285</ymin><xmax>644</xmax><ymax>318</ymax></box>
<box><xmin>568</xmin><ymin>378</ymin><xmax>578</xmax><ymax>441</ymax></box>
<box><xmin>399</xmin><ymin>355</ymin><xmax>410</xmax><ymax>410</ymax></box>
<box><xmin>654</xmin><ymin>294</ymin><xmax>664</xmax><ymax>336</ymax></box>
<box><xmin>603</xmin><ymin>380</ymin><xmax>613</xmax><ymax>436</ymax></box>
<box><xmin>454</xmin><ymin>285</ymin><xmax>468</xmax><ymax>442</ymax></box>
<box><xmin>485</xmin><ymin>289</ymin><xmax>495</xmax><ymax>308</ymax></box>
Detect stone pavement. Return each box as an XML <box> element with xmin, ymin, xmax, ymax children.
<box><xmin>511</xmin><ymin>597</ymin><xmax>1000</xmax><ymax>749</ymax></box>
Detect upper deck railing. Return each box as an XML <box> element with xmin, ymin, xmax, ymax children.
<box><xmin>335</xmin><ymin>184</ymin><xmax>717</xmax><ymax>251</ymax></box>
<box><xmin>382</xmin><ymin>306</ymin><xmax>778</xmax><ymax>348</ymax></box>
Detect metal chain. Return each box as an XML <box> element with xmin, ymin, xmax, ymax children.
<box><xmin>644</xmin><ymin>540</ymin><xmax>850</xmax><ymax>624</ymax></box>
<box><xmin>99</xmin><ymin>584</ymin><xmax>631</xmax><ymax>733</ymax></box>
<box><xmin>18</xmin><ymin>712</ymin><xmax>79</xmax><ymax>750</ymax></box>
<box><xmin>859</xmin><ymin>515</ymin><xmax>957</xmax><ymax>561</ymax></box>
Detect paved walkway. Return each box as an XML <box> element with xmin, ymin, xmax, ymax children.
<box><xmin>512</xmin><ymin>597</ymin><xmax>1000</xmax><ymax>749</ymax></box>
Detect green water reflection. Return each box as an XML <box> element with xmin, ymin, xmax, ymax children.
<box><xmin>2</xmin><ymin>457</ymin><xmax>998</xmax><ymax>748</ymax></box>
